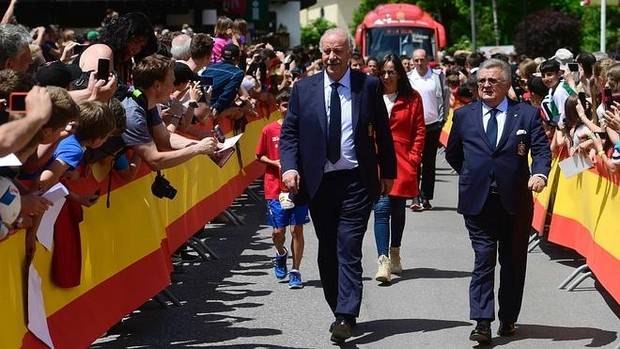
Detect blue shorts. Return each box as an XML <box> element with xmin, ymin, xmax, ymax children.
<box><xmin>266</xmin><ymin>199</ymin><xmax>310</xmax><ymax>229</ymax></box>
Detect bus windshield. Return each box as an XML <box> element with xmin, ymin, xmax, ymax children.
<box><xmin>366</xmin><ymin>27</ymin><xmax>435</xmax><ymax>60</ymax></box>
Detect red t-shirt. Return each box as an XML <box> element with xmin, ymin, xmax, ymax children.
<box><xmin>256</xmin><ymin>121</ymin><xmax>283</xmax><ymax>199</ymax></box>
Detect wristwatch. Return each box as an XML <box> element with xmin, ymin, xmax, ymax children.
<box><xmin>188</xmin><ymin>100</ymin><xmax>199</xmax><ymax>108</ymax></box>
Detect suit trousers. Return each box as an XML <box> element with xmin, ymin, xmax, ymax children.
<box><xmin>463</xmin><ymin>192</ymin><xmax>531</xmax><ymax>323</ymax></box>
<box><xmin>419</xmin><ymin>122</ymin><xmax>442</xmax><ymax>200</ymax></box>
<box><xmin>309</xmin><ymin>168</ymin><xmax>372</xmax><ymax>319</ymax></box>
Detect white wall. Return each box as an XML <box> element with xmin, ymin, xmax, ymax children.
<box><xmin>269</xmin><ymin>1</ymin><xmax>301</xmax><ymax>48</ymax></box>
<box><xmin>300</xmin><ymin>0</ymin><xmax>358</xmax><ymax>29</ymax></box>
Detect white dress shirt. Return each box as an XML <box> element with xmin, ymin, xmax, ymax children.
<box><xmin>408</xmin><ymin>68</ymin><xmax>440</xmax><ymax>125</ymax></box>
<box><xmin>482</xmin><ymin>97</ymin><xmax>508</xmax><ymax>146</ymax></box>
<box><xmin>323</xmin><ymin>68</ymin><xmax>358</xmax><ymax>173</ymax></box>
<box><xmin>481</xmin><ymin>98</ymin><xmax>547</xmax><ymax>182</ymax></box>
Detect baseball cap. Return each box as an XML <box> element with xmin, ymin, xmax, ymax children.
<box><xmin>222</xmin><ymin>43</ymin><xmax>240</xmax><ymax>61</ymax></box>
<box><xmin>173</xmin><ymin>62</ymin><xmax>199</xmax><ymax>85</ymax></box>
<box><xmin>550</xmin><ymin>48</ymin><xmax>574</xmax><ymax>69</ymax></box>
<box><xmin>36</xmin><ymin>61</ymin><xmax>83</xmax><ymax>88</ymax></box>
<box><xmin>86</xmin><ymin>30</ymin><xmax>100</xmax><ymax>41</ymax></box>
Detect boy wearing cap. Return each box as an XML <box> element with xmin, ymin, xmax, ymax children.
<box><xmin>256</xmin><ymin>91</ymin><xmax>308</xmax><ymax>289</ymax></box>
<box><xmin>540</xmin><ymin>59</ymin><xmax>575</xmax><ymax>126</ymax></box>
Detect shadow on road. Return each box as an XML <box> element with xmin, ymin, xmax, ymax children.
<box><xmin>341</xmin><ymin>318</ymin><xmax>471</xmax><ymax>347</ymax></box>
<box><xmin>390</xmin><ymin>267</ymin><xmax>472</xmax><ymax>285</ymax></box>
<box><xmin>91</xmin><ymin>189</ymin><xmax>289</xmax><ymax>348</ymax></box>
<box><xmin>472</xmin><ymin>324</ymin><xmax>618</xmax><ymax>348</ymax></box>
<box><xmin>421</xmin><ymin>206</ymin><xmax>458</xmax><ymax>212</ymax></box>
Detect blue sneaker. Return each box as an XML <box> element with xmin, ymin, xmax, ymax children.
<box><xmin>273</xmin><ymin>250</ymin><xmax>288</xmax><ymax>280</ymax></box>
<box><xmin>288</xmin><ymin>270</ymin><xmax>303</xmax><ymax>289</ymax></box>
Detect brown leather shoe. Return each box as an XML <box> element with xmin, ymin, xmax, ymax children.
<box><xmin>498</xmin><ymin>322</ymin><xmax>516</xmax><ymax>336</ymax></box>
<box><xmin>330</xmin><ymin>319</ymin><xmax>353</xmax><ymax>344</ymax></box>
<box><xmin>469</xmin><ymin>322</ymin><xmax>491</xmax><ymax>343</ymax></box>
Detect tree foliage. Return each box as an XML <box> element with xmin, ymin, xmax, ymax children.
<box><xmin>301</xmin><ymin>18</ymin><xmax>336</xmax><ymax>48</ymax></box>
<box><xmin>350</xmin><ymin>0</ymin><xmax>620</xmax><ymax>54</ymax></box>
<box><xmin>513</xmin><ymin>9</ymin><xmax>580</xmax><ymax>58</ymax></box>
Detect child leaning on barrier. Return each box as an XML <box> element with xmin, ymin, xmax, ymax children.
<box><xmin>255</xmin><ymin>90</ymin><xmax>309</xmax><ymax>289</ymax></box>
<box><xmin>37</xmin><ymin>101</ymin><xmax>116</xmax><ymax>205</ymax></box>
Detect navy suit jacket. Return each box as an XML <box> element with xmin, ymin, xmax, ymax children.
<box><xmin>445</xmin><ymin>99</ymin><xmax>551</xmax><ymax>216</ymax></box>
<box><xmin>279</xmin><ymin>70</ymin><xmax>396</xmax><ymax>204</ymax></box>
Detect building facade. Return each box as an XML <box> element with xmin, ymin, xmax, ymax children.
<box><xmin>300</xmin><ymin>0</ymin><xmax>358</xmax><ymax>29</ymax></box>
<box><xmin>8</xmin><ymin>0</ymin><xmax>315</xmax><ymax>48</ymax></box>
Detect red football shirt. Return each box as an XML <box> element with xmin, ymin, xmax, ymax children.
<box><xmin>256</xmin><ymin>121</ymin><xmax>283</xmax><ymax>199</ymax></box>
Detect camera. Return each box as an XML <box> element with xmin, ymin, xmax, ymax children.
<box><xmin>151</xmin><ymin>171</ymin><xmax>177</xmax><ymax>199</ymax></box>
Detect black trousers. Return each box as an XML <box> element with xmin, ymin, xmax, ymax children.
<box><xmin>309</xmin><ymin>169</ymin><xmax>372</xmax><ymax>318</ymax></box>
<box><xmin>463</xmin><ymin>192</ymin><xmax>532</xmax><ymax>322</ymax></box>
<box><xmin>419</xmin><ymin>123</ymin><xmax>442</xmax><ymax>200</ymax></box>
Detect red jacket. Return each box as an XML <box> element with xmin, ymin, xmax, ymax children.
<box><xmin>388</xmin><ymin>91</ymin><xmax>426</xmax><ymax>198</ymax></box>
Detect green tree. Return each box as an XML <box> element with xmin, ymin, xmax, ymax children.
<box><xmin>301</xmin><ymin>18</ymin><xmax>336</xmax><ymax>48</ymax></box>
<box><xmin>349</xmin><ymin>0</ymin><xmax>620</xmax><ymax>54</ymax></box>
<box><xmin>513</xmin><ymin>9</ymin><xmax>580</xmax><ymax>58</ymax></box>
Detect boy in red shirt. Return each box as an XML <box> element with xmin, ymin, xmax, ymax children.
<box><xmin>256</xmin><ymin>91</ymin><xmax>308</xmax><ymax>289</ymax></box>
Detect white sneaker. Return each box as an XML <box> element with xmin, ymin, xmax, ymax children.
<box><xmin>375</xmin><ymin>255</ymin><xmax>391</xmax><ymax>283</ymax></box>
<box><xmin>390</xmin><ymin>247</ymin><xmax>402</xmax><ymax>274</ymax></box>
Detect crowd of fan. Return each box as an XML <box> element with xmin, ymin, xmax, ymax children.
<box><xmin>0</xmin><ymin>6</ymin><xmax>326</xmax><ymax>267</ymax></box>
<box><xmin>435</xmin><ymin>49</ymin><xmax>620</xmax><ymax>170</ymax></box>
<box><xmin>2</xmin><ymin>1</ymin><xmax>619</xmax><ymax>257</ymax></box>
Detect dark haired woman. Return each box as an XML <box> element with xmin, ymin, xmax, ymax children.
<box><xmin>373</xmin><ymin>54</ymin><xmax>425</xmax><ymax>284</ymax></box>
<box><xmin>77</xmin><ymin>12</ymin><xmax>157</xmax><ymax>89</ymax></box>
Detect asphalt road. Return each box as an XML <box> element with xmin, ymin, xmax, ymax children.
<box><xmin>92</xmin><ymin>157</ymin><xmax>620</xmax><ymax>349</ymax></box>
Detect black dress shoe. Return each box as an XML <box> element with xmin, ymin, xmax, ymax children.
<box><xmin>469</xmin><ymin>322</ymin><xmax>491</xmax><ymax>344</ymax></box>
<box><xmin>330</xmin><ymin>319</ymin><xmax>353</xmax><ymax>344</ymax></box>
<box><xmin>498</xmin><ymin>322</ymin><xmax>516</xmax><ymax>336</ymax></box>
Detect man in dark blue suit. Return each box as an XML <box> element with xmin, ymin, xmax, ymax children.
<box><xmin>279</xmin><ymin>28</ymin><xmax>396</xmax><ymax>344</ymax></box>
<box><xmin>446</xmin><ymin>58</ymin><xmax>551</xmax><ymax>344</ymax></box>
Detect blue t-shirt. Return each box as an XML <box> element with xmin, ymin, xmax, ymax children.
<box><xmin>53</xmin><ymin>134</ymin><xmax>84</xmax><ymax>170</ymax></box>
<box><xmin>113</xmin><ymin>154</ymin><xmax>130</xmax><ymax>171</ymax></box>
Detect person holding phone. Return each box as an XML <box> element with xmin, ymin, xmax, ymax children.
<box><xmin>0</xmin><ymin>84</ymin><xmax>53</xmax><ymax>158</ymax></box>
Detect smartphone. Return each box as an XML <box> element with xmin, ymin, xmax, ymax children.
<box><xmin>604</xmin><ymin>88</ymin><xmax>613</xmax><ymax>111</ymax></box>
<box><xmin>200</xmin><ymin>75</ymin><xmax>213</xmax><ymax>87</ymax></box>
<box><xmin>95</xmin><ymin>58</ymin><xmax>110</xmax><ymax>82</ymax></box>
<box><xmin>578</xmin><ymin>92</ymin><xmax>590</xmax><ymax>118</ymax></box>
<box><xmin>8</xmin><ymin>92</ymin><xmax>27</xmax><ymax>113</ymax></box>
<box><xmin>596</xmin><ymin>131</ymin><xmax>608</xmax><ymax>140</ymax></box>
<box><xmin>213</xmin><ymin>124</ymin><xmax>225</xmax><ymax>143</ymax></box>
<box><xmin>568</xmin><ymin>63</ymin><xmax>579</xmax><ymax>72</ymax></box>
<box><xmin>73</xmin><ymin>44</ymin><xmax>89</xmax><ymax>55</ymax></box>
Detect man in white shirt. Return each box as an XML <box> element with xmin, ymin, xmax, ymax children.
<box><xmin>280</xmin><ymin>28</ymin><xmax>396</xmax><ymax>345</ymax></box>
<box><xmin>408</xmin><ymin>48</ymin><xmax>447</xmax><ymax>211</ymax></box>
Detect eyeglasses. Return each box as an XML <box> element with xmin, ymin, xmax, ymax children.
<box><xmin>381</xmin><ymin>70</ymin><xmax>397</xmax><ymax>76</ymax></box>
<box><xmin>477</xmin><ymin>78</ymin><xmax>504</xmax><ymax>86</ymax></box>
<box><xmin>412</xmin><ymin>58</ymin><xmax>426</xmax><ymax>62</ymax></box>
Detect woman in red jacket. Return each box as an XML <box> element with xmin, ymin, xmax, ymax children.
<box><xmin>374</xmin><ymin>54</ymin><xmax>426</xmax><ymax>284</ymax></box>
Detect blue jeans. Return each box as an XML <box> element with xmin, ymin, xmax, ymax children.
<box><xmin>373</xmin><ymin>195</ymin><xmax>406</xmax><ymax>257</ymax></box>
